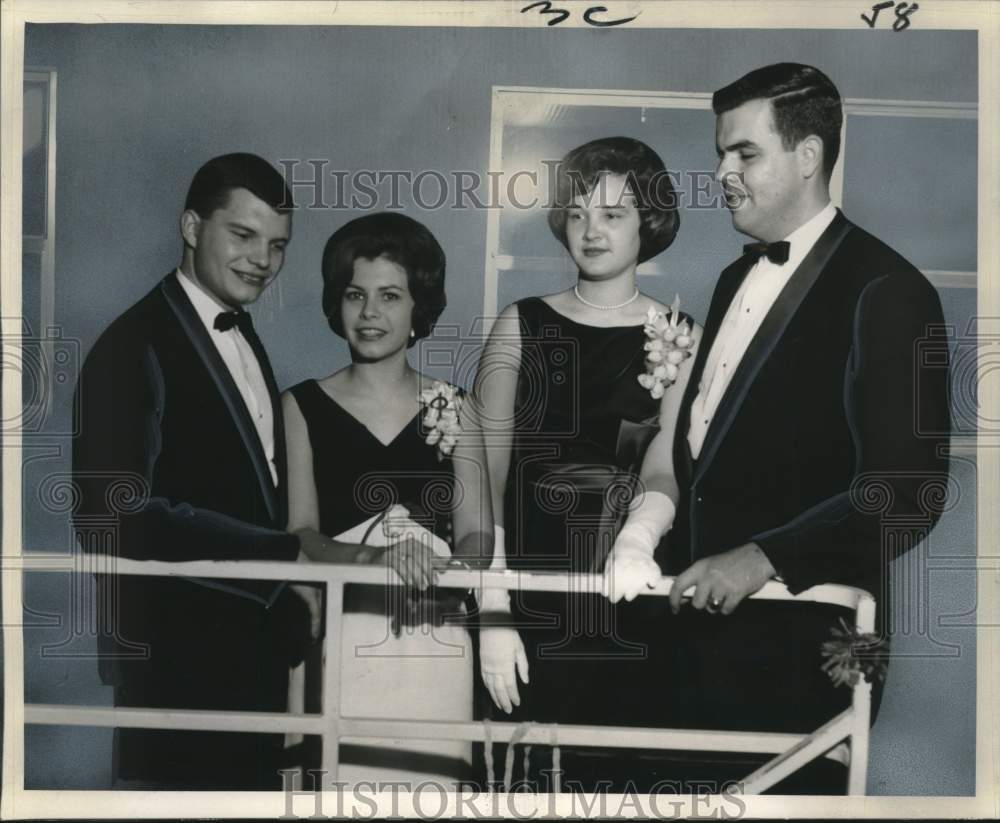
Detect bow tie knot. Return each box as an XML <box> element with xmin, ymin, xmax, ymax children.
<box><xmin>742</xmin><ymin>240</ymin><xmax>791</xmax><ymax>265</ymax></box>
<box><xmin>214</xmin><ymin>310</ymin><xmax>254</xmax><ymax>335</ymax></box>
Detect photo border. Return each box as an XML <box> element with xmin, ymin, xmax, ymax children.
<box><xmin>1</xmin><ymin>0</ymin><xmax>996</xmax><ymax>818</ymax></box>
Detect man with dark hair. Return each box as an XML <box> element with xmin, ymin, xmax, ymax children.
<box><xmin>674</xmin><ymin>60</ymin><xmax>951</xmax><ymax>629</ymax></box>
<box><xmin>653</xmin><ymin>63</ymin><xmax>949</xmax><ymax>792</ymax></box>
<box><xmin>73</xmin><ymin>152</ymin><xmax>322</xmax><ymax>789</ymax></box>
<box><xmin>710</xmin><ymin>62</ymin><xmax>843</xmax><ymax>179</ymax></box>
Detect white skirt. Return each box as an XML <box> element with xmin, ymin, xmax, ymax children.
<box><xmin>333</xmin><ymin>511</ymin><xmax>473</xmax><ymax>787</ymax></box>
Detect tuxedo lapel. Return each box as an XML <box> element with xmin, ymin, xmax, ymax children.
<box><xmin>685</xmin><ymin>260</ymin><xmax>753</xmax><ymax>410</ymax></box>
<box><xmin>693</xmin><ymin>213</ymin><xmax>853</xmax><ymax>485</ymax></box>
<box><xmin>241</xmin><ymin>320</ymin><xmax>289</xmax><ymax>526</ymax></box>
<box><xmin>159</xmin><ymin>275</ymin><xmax>279</xmax><ymax>523</ymax></box>
<box><xmin>675</xmin><ymin>258</ymin><xmax>754</xmax><ymax>482</ymax></box>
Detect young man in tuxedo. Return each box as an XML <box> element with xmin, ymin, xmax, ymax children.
<box><xmin>72</xmin><ymin>153</ymin><xmax>324</xmax><ymax>789</ymax></box>
<box><xmin>611</xmin><ymin>64</ymin><xmax>951</xmax><ymax>792</ymax></box>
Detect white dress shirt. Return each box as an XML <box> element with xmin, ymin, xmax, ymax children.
<box><xmin>175</xmin><ymin>270</ymin><xmax>278</xmax><ymax>486</ymax></box>
<box><xmin>687</xmin><ymin>202</ymin><xmax>838</xmax><ymax>460</ymax></box>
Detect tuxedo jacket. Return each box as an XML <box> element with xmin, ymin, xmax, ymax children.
<box><xmin>643</xmin><ymin>211</ymin><xmax>952</xmax><ymax>743</ymax></box>
<box><xmin>72</xmin><ymin>273</ymin><xmax>308</xmax><ymax>785</ymax></box>
<box><xmin>668</xmin><ymin>210</ymin><xmax>951</xmax><ymax>608</ymax></box>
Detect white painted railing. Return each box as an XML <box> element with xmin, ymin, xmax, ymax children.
<box><xmin>21</xmin><ymin>557</ymin><xmax>875</xmax><ymax>794</ymax></box>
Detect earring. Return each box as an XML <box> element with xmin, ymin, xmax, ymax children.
<box><xmin>410</xmin><ymin>329</ymin><xmax>416</xmax><ymax>339</ymax></box>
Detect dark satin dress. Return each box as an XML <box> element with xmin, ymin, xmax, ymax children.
<box><xmin>497</xmin><ymin>297</ymin><xmax>678</xmax><ymax>788</ymax></box>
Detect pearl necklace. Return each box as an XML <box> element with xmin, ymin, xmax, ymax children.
<box><xmin>573</xmin><ymin>284</ymin><xmax>640</xmax><ymax>311</ymax></box>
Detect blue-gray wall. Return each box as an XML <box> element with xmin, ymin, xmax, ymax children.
<box><xmin>11</xmin><ymin>23</ymin><xmax>978</xmax><ymax>793</ymax></box>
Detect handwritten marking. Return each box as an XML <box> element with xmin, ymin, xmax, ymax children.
<box><xmin>521</xmin><ymin>2</ymin><xmax>638</xmax><ymax>28</ymax></box>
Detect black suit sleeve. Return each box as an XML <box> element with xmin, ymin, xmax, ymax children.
<box><xmin>753</xmin><ymin>270</ymin><xmax>951</xmax><ymax>595</ymax></box>
<box><xmin>72</xmin><ymin>327</ymin><xmax>300</xmax><ymax>563</ymax></box>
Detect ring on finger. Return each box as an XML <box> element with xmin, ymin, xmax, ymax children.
<box><xmin>706</xmin><ymin>596</ymin><xmax>722</xmax><ymax>613</ymax></box>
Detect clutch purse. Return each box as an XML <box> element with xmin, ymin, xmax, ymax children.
<box><xmin>333</xmin><ymin>506</ymin><xmax>469</xmax><ymax>631</ymax></box>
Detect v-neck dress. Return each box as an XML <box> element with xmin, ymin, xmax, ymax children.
<box><xmin>292</xmin><ymin>380</ymin><xmax>452</xmax><ymax>539</ymax></box>
<box><xmin>287</xmin><ymin>379</ymin><xmax>472</xmax><ymax>785</ymax></box>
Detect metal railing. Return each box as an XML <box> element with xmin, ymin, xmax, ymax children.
<box><xmin>21</xmin><ymin>556</ymin><xmax>875</xmax><ymax>794</ymax></box>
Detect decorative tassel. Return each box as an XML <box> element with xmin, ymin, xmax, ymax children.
<box><xmin>820</xmin><ymin>617</ymin><xmax>890</xmax><ymax>687</ymax></box>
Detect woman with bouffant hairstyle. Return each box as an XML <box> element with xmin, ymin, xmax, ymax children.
<box><xmin>320</xmin><ymin>211</ymin><xmax>447</xmax><ymax>344</ymax></box>
<box><xmin>472</xmin><ymin>136</ymin><xmax>701</xmax><ymax>789</ymax></box>
<box><xmin>546</xmin><ymin>135</ymin><xmax>680</xmax><ymax>264</ymax></box>
<box><xmin>283</xmin><ymin>211</ymin><xmax>492</xmax><ymax>785</ymax></box>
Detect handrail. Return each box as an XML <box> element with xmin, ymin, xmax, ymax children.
<box><xmin>20</xmin><ymin>556</ymin><xmax>875</xmax><ymax>793</ymax></box>
<box><xmin>19</xmin><ymin>554</ymin><xmax>876</xmax><ymax>631</ymax></box>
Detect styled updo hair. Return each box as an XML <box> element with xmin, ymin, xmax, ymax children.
<box><xmin>547</xmin><ymin>136</ymin><xmax>680</xmax><ymax>264</ymax></box>
<box><xmin>321</xmin><ymin>212</ymin><xmax>447</xmax><ymax>347</ymax></box>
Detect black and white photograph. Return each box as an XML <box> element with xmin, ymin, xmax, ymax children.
<box><xmin>0</xmin><ymin>0</ymin><xmax>995</xmax><ymax>818</ymax></box>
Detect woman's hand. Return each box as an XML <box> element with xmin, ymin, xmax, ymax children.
<box><xmin>380</xmin><ymin>536</ymin><xmax>443</xmax><ymax>591</ymax></box>
<box><xmin>474</xmin><ymin>524</ymin><xmax>529</xmax><ymax>713</ymax></box>
<box><xmin>603</xmin><ymin>534</ymin><xmax>662</xmax><ymax>603</ymax></box>
<box><xmin>378</xmin><ymin>506</ymin><xmax>450</xmax><ymax>590</ymax></box>
<box><xmin>601</xmin><ymin>490</ymin><xmax>674</xmax><ymax>603</ymax></box>
<box><xmin>480</xmin><ymin>625</ymin><xmax>529</xmax><ymax>714</ymax></box>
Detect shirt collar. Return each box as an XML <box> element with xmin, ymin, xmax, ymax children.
<box><xmin>175</xmin><ymin>269</ymin><xmax>235</xmax><ymax>334</ymax></box>
<box><xmin>781</xmin><ymin>201</ymin><xmax>837</xmax><ymax>263</ymax></box>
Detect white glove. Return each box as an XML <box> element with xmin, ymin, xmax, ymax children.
<box><xmin>477</xmin><ymin>525</ymin><xmax>529</xmax><ymax>714</ymax></box>
<box><xmin>602</xmin><ymin>491</ymin><xmax>675</xmax><ymax>603</ymax></box>
<box><xmin>480</xmin><ymin>623</ymin><xmax>529</xmax><ymax>714</ymax></box>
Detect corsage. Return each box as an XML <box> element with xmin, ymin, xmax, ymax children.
<box><xmin>637</xmin><ymin>295</ymin><xmax>695</xmax><ymax>400</ymax></box>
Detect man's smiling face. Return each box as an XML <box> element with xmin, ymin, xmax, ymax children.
<box><xmin>183</xmin><ymin>187</ymin><xmax>291</xmax><ymax>309</ymax></box>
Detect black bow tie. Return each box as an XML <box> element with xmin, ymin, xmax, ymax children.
<box><xmin>742</xmin><ymin>240</ymin><xmax>791</xmax><ymax>265</ymax></box>
<box><xmin>214</xmin><ymin>310</ymin><xmax>254</xmax><ymax>335</ymax></box>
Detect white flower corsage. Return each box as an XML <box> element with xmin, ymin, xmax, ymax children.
<box><xmin>419</xmin><ymin>380</ymin><xmax>463</xmax><ymax>459</ymax></box>
<box><xmin>637</xmin><ymin>295</ymin><xmax>695</xmax><ymax>400</ymax></box>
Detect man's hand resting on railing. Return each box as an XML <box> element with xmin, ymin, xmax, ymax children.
<box><xmin>669</xmin><ymin>542</ymin><xmax>777</xmax><ymax>616</ymax></box>
<box><xmin>295</xmin><ymin>528</ymin><xmax>382</xmax><ymax>564</ymax></box>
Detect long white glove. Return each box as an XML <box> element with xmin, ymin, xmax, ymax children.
<box><xmin>477</xmin><ymin>525</ymin><xmax>529</xmax><ymax>714</ymax></box>
<box><xmin>602</xmin><ymin>491</ymin><xmax>675</xmax><ymax>603</ymax></box>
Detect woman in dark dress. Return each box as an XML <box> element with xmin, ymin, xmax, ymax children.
<box><xmin>283</xmin><ymin>212</ymin><xmax>492</xmax><ymax>785</ymax></box>
<box><xmin>474</xmin><ymin>137</ymin><xmax>701</xmax><ymax>789</ymax></box>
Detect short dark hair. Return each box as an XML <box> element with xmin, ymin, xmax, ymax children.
<box><xmin>184</xmin><ymin>152</ymin><xmax>294</xmax><ymax>218</ymax></box>
<box><xmin>321</xmin><ymin>212</ymin><xmax>447</xmax><ymax>346</ymax></box>
<box><xmin>712</xmin><ymin>63</ymin><xmax>843</xmax><ymax>179</ymax></box>
<box><xmin>547</xmin><ymin>136</ymin><xmax>680</xmax><ymax>264</ymax></box>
